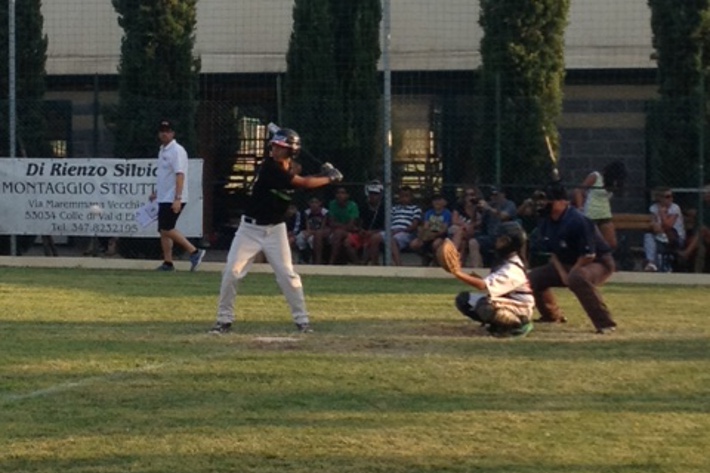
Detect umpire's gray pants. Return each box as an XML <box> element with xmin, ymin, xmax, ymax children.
<box><xmin>528</xmin><ymin>254</ymin><xmax>615</xmax><ymax>330</ymax></box>
<box><xmin>216</xmin><ymin>220</ymin><xmax>309</xmax><ymax>325</ymax></box>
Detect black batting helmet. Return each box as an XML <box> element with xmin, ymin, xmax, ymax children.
<box><xmin>269</xmin><ymin>128</ymin><xmax>301</xmax><ymax>157</ymax></box>
<box><xmin>495</xmin><ymin>221</ymin><xmax>527</xmax><ymax>257</ymax></box>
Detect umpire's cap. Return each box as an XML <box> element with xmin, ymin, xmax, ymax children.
<box><xmin>544</xmin><ymin>180</ymin><xmax>568</xmax><ymax>201</ymax></box>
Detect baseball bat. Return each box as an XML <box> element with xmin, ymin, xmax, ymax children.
<box><xmin>542</xmin><ymin>126</ymin><xmax>560</xmax><ymax>181</ymax></box>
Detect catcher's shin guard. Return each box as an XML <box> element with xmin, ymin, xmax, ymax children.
<box><xmin>455</xmin><ymin>292</ymin><xmax>480</xmax><ymax>322</ymax></box>
<box><xmin>455</xmin><ymin>292</ymin><xmax>495</xmax><ymax>324</ymax></box>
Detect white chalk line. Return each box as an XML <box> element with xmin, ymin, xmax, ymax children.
<box><xmin>2</xmin><ymin>334</ymin><xmax>304</xmax><ymax>404</ymax></box>
<box><xmin>0</xmin><ymin>347</ymin><xmax>240</xmax><ymax>405</ymax></box>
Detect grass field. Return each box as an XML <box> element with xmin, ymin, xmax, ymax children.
<box><xmin>1</xmin><ymin>267</ymin><xmax>709</xmax><ymax>473</ymax></box>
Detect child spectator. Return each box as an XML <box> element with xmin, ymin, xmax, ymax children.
<box><xmin>326</xmin><ymin>187</ymin><xmax>359</xmax><ymax>264</ymax></box>
<box><xmin>411</xmin><ymin>193</ymin><xmax>452</xmax><ymax>265</ymax></box>
<box><xmin>296</xmin><ymin>196</ymin><xmax>329</xmax><ymax>264</ymax></box>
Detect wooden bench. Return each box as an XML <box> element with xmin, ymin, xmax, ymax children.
<box><xmin>611</xmin><ymin>213</ymin><xmax>652</xmax><ymax>231</ymax></box>
<box><xmin>610</xmin><ymin>213</ymin><xmax>653</xmax><ymax>271</ymax></box>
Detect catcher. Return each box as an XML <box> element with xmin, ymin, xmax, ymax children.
<box><xmin>437</xmin><ymin>221</ymin><xmax>534</xmax><ymax>338</ymax></box>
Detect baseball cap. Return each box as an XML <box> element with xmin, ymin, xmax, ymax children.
<box><xmin>544</xmin><ymin>180</ymin><xmax>568</xmax><ymax>201</ymax></box>
<box><xmin>158</xmin><ymin>120</ymin><xmax>174</xmax><ymax>132</ymax></box>
<box><xmin>365</xmin><ymin>180</ymin><xmax>383</xmax><ymax>194</ymax></box>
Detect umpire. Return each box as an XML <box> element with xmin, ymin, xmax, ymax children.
<box><xmin>528</xmin><ymin>181</ymin><xmax>617</xmax><ymax>334</ymax></box>
<box><xmin>209</xmin><ymin>127</ymin><xmax>342</xmax><ymax>334</ymax></box>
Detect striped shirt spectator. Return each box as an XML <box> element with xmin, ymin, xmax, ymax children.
<box><xmin>385</xmin><ymin>186</ymin><xmax>422</xmax><ymax>265</ymax></box>
<box><xmin>392</xmin><ymin>204</ymin><xmax>422</xmax><ymax>231</ymax></box>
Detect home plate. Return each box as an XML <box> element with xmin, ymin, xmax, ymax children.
<box><xmin>253</xmin><ymin>336</ymin><xmax>301</xmax><ymax>343</ymax></box>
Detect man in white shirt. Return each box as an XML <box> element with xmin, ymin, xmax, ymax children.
<box><xmin>150</xmin><ymin>120</ymin><xmax>205</xmax><ymax>271</ymax></box>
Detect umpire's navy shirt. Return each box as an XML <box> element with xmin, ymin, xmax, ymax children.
<box><xmin>245</xmin><ymin>157</ymin><xmax>295</xmax><ymax>225</ymax></box>
<box><xmin>539</xmin><ymin>205</ymin><xmax>611</xmax><ymax>266</ymax></box>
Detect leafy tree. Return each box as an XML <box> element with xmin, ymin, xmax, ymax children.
<box><xmin>478</xmin><ymin>0</ymin><xmax>569</xmax><ymax>186</ymax></box>
<box><xmin>331</xmin><ymin>0</ymin><xmax>382</xmax><ymax>183</ymax></box>
<box><xmin>0</xmin><ymin>0</ymin><xmax>50</xmax><ymax>157</ymax></box>
<box><xmin>109</xmin><ymin>0</ymin><xmax>200</xmax><ymax>158</ymax></box>
<box><xmin>284</xmin><ymin>0</ymin><xmax>342</xmax><ymax>175</ymax></box>
<box><xmin>284</xmin><ymin>0</ymin><xmax>381</xmax><ymax>182</ymax></box>
<box><xmin>647</xmin><ymin>0</ymin><xmax>710</xmax><ymax>188</ymax></box>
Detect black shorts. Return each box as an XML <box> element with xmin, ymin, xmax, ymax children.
<box><xmin>158</xmin><ymin>202</ymin><xmax>186</xmax><ymax>231</ymax></box>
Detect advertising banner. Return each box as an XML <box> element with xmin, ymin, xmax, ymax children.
<box><xmin>0</xmin><ymin>158</ymin><xmax>203</xmax><ymax>237</ymax></box>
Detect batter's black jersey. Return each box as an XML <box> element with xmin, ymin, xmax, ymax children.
<box><xmin>245</xmin><ymin>158</ymin><xmax>296</xmax><ymax>225</ymax></box>
<box><xmin>539</xmin><ymin>205</ymin><xmax>611</xmax><ymax>266</ymax></box>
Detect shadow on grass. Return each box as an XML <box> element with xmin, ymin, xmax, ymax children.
<box><xmin>0</xmin><ymin>267</ymin><xmax>461</xmax><ymax>298</ymax></box>
<box><xmin>0</xmin><ymin>454</ymin><xmax>671</xmax><ymax>473</ymax></box>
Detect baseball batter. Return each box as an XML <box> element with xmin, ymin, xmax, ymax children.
<box><xmin>209</xmin><ymin>128</ymin><xmax>343</xmax><ymax>334</ymax></box>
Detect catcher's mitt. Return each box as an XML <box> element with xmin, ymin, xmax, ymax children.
<box><xmin>436</xmin><ymin>238</ymin><xmax>462</xmax><ymax>274</ymax></box>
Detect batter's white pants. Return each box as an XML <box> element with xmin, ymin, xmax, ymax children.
<box><xmin>216</xmin><ymin>220</ymin><xmax>309</xmax><ymax>325</ymax></box>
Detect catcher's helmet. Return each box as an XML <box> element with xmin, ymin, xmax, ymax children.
<box><xmin>495</xmin><ymin>221</ymin><xmax>526</xmax><ymax>257</ymax></box>
<box><xmin>269</xmin><ymin>128</ymin><xmax>301</xmax><ymax>157</ymax></box>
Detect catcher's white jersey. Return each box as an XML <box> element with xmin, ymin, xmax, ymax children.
<box><xmin>482</xmin><ymin>254</ymin><xmax>534</xmax><ymax>316</ymax></box>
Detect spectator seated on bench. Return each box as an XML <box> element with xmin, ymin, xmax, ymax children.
<box><xmin>641</xmin><ymin>187</ymin><xmax>686</xmax><ymax>272</ymax></box>
<box><xmin>678</xmin><ymin>185</ymin><xmax>710</xmax><ymax>272</ymax></box>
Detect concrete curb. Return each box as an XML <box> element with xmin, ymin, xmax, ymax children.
<box><xmin>2</xmin><ymin>256</ymin><xmax>710</xmax><ymax>285</ymax></box>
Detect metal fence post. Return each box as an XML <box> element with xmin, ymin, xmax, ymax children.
<box><xmin>382</xmin><ymin>0</ymin><xmax>392</xmax><ymax>266</ymax></box>
<box><xmin>9</xmin><ymin>0</ymin><xmax>17</xmax><ymax>256</ymax></box>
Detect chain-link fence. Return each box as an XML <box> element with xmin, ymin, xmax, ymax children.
<box><xmin>1</xmin><ymin>1</ymin><xmax>709</xmax><ymax>270</ymax></box>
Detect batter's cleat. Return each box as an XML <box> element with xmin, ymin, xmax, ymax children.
<box><xmin>208</xmin><ymin>322</ymin><xmax>232</xmax><ymax>335</ymax></box>
<box><xmin>156</xmin><ymin>263</ymin><xmax>176</xmax><ymax>272</ymax></box>
<box><xmin>189</xmin><ymin>249</ymin><xmax>207</xmax><ymax>272</ymax></box>
<box><xmin>295</xmin><ymin>323</ymin><xmax>313</xmax><ymax>333</ymax></box>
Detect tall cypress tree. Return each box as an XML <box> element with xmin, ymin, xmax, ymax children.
<box><xmin>284</xmin><ymin>0</ymin><xmax>342</xmax><ymax>175</ymax></box>
<box><xmin>331</xmin><ymin>0</ymin><xmax>382</xmax><ymax>183</ymax></box>
<box><xmin>285</xmin><ymin>0</ymin><xmax>382</xmax><ymax>182</ymax></box>
<box><xmin>478</xmin><ymin>0</ymin><xmax>569</xmax><ymax>186</ymax></box>
<box><xmin>0</xmin><ymin>0</ymin><xmax>50</xmax><ymax>157</ymax></box>
<box><xmin>647</xmin><ymin>0</ymin><xmax>709</xmax><ymax>188</ymax></box>
<box><xmin>109</xmin><ymin>0</ymin><xmax>200</xmax><ymax>158</ymax></box>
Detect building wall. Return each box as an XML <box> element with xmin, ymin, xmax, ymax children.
<box><xmin>559</xmin><ymin>84</ymin><xmax>657</xmax><ymax>213</ymax></box>
<box><xmin>42</xmin><ymin>0</ymin><xmax>654</xmax><ymax>75</ymax></box>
